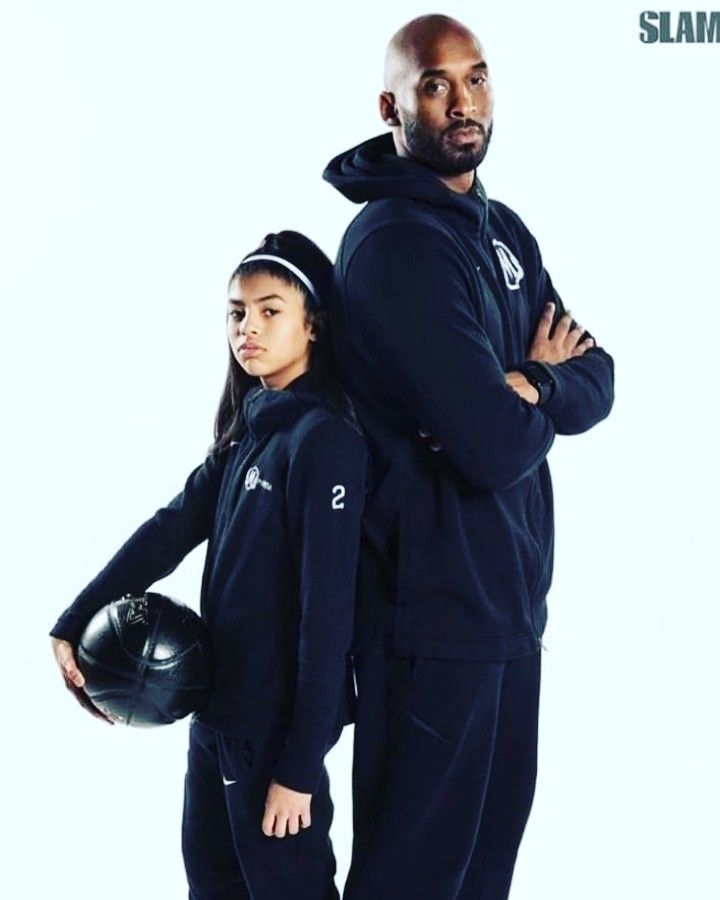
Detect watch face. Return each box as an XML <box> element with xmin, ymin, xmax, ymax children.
<box><xmin>530</xmin><ymin>364</ymin><xmax>552</xmax><ymax>387</ymax></box>
<box><xmin>523</xmin><ymin>364</ymin><xmax>553</xmax><ymax>405</ymax></box>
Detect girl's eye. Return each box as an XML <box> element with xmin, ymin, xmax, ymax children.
<box><xmin>228</xmin><ymin>309</ymin><xmax>245</xmax><ymax>321</ymax></box>
<box><xmin>263</xmin><ymin>308</ymin><xmax>280</xmax><ymax>317</ymax></box>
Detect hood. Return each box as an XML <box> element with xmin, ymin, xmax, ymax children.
<box><xmin>323</xmin><ymin>132</ymin><xmax>488</xmax><ymax>230</ymax></box>
<box><xmin>242</xmin><ymin>367</ymin><xmax>357</xmax><ymax>439</ymax></box>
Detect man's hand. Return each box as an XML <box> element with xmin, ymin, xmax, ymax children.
<box><xmin>528</xmin><ymin>302</ymin><xmax>594</xmax><ymax>364</ymax></box>
<box><xmin>262</xmin><ymin>779</ymin><xmax>311</xmax><ymax>838</ymax></box>
<box><xmin>51</xmin><ymin>636</ymin><xmax>115</xmax><ymax>724</ymax></box>
<box><xmin>505</xmin><ymin>371</ymin><xmax>540</xmax><ymax>404</ymax></box>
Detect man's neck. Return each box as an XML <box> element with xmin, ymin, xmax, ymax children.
<box><xmin>437</xmin><ymin>171</ymin><xmax>475</xmax><ymax>194</ymax></box>
<box><xmin>391</xmin><ymin>133</ymin><xmax>475</xmax><ymax>194</ymax></box>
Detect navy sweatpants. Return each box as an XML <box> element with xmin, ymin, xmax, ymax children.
<box><xmin>343</xmin><ymin>630</ymin><xmax>541</xmax><ymax>900</ymax></box>
<box><xmin>182</xmin><ymin>719</ymin><xmax>339</xmax><ymax>899</ymax></box>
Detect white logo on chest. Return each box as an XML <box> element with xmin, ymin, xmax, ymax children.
<box><xmin>491</xmin><ymin>239</ymin><xmax>525</xmax><ymax>291</ymax></box>
<box><xmin>244</xmin><ymin>466</ymin><xmax>273</xmax><ymax>492</ymax></box>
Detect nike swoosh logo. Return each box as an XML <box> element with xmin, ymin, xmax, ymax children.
<box><xmin>222</xmin><ymin>776</ymin><xmax>236</xmax><ymax>786</ymax></box>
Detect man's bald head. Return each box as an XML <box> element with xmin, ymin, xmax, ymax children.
<box><xmin>379</xmin><ymin>15</ymin><xmax>493</xmax><ymax>188</ymax></box>
<box><xmin>384</xmin><ymin>15</ymin><xmax>483</xmax><ymax>94</ymax></box>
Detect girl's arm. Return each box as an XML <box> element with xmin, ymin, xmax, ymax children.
<box><xmin>50</xmin><ymin>448</ymin><xmax>227</xmax><ymax>645</ymax></box>
<box><xmin>273</xmin><ymin>417</ymin><xmax>367</xmax><ymax>796</ymax></box>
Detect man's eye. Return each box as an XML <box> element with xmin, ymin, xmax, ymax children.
<box><xmin>425</xmin><ymin>81</ymin><xmax>446</xmax><ymax>95</ymax></box>
<box><xmin>470</xmin><ymin>74</ymin><xmax>488</xmax><ymax>87</ymax></box>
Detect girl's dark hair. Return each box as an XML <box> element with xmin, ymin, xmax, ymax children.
<box><xmin>212</xmin><ymin>231</ymin><xmax>335</xmax><ymax>453</ymax></box>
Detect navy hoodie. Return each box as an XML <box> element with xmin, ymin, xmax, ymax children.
<box><xmin>323</xmin><ymin>132</ymin><xmax>614</xmax><ymax>661</ymax></box>
<box><xmin>51</xmin><ymin>368</ymin><xmax>367</xmax><ymax>794</ymax></box>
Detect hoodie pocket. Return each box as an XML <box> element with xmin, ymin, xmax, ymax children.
<box><xmin>525</xmin><ymin>473</ymin><xmax>552</xmax><ymax>633</ymax></box>
<box><xmin>525</xmin><ymin>479</ymin><xmax>543</xmax><ymax>597</ymax></box>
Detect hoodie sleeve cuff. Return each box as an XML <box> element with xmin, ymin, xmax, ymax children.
<box><xmin>271</xmin><ymin>741</ymin><xmax>330</xmax><ymax>796</ymax></box>
<box><xmin>49</xmin><ymin>612</ymin><xmax>89</xmax><ymax>646</ymax></box>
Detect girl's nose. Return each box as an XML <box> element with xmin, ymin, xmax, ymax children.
<box><xmin>241</xmin><ymin>315</ymin><xmax>260</xmax><ymax>336</ymax></box>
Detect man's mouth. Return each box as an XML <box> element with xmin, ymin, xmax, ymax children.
<box><xmin>446</xmin><ymin>125</ymin><xmax>482</xmax><ymax>143</ymax></box>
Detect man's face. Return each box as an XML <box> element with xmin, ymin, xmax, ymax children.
<box><xmin>391</xmin><ymin>31</ymin><xmax>494</xmax><ymax>176</ymax></box>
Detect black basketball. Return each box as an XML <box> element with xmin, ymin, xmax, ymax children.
<box><xmin>77</xmin><ymin>592</ymin><xmax>212</xmax><ymax>727</ymax></box>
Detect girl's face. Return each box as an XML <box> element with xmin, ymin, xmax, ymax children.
<box><xmin>227</xmin><ymin>272</ymin><xmax>316</xmax><ymax>390</ymax></box>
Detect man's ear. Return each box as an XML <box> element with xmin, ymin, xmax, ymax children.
<box><xmin>379</xmin><ymin>91</ymin><xmax>400</xmax><ymax>127</ymax></box>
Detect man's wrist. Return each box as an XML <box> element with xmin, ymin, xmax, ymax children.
<box><xmin>513</xmin><ymin>362</ymin><xmax>556</xmax><ymax>406</ymax></box>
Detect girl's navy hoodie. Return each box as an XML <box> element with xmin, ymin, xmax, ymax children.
<box><xmin>51</xmin><ymin>369</ymin><xmax>367</xmax><ymax>794</ymax></box>
<box><xmin>323</xmin><ymin>132</ymin><xmax>614</xmax><ymax>661</ymax></box>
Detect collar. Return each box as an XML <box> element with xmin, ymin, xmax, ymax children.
<box><xmin>241</xmin><ymin>368</ymin><xmax>326</xmax><ymax>438</ymax></box>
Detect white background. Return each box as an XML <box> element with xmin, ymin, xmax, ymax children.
<box><xmin>2</xmin><ymin>0</ymin><xmax>718</xmax><ymax>897</ymax></box>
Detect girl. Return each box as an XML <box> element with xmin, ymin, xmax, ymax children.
<box><xmin>50</xmin><ymin>231</ymin><xmax>367</xmax><ymax>899</ymax></box>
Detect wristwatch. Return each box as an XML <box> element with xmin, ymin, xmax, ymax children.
<box><xmin>514</xmin><ymin>361</ymin><xmax>555</xmax><ymax>406</ymax></box>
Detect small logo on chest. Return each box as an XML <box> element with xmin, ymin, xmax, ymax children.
<box><xmin>244</xmin><ymin>466</ymin><xmax>273</xmax><ymax>492</ymax></box>
<box><xmin>491</xmin><ymin>239</ymin><xmax>525</xmax><ymax>291</ymax></box>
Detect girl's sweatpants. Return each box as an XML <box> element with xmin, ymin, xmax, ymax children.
<box><xmin>343</xmin><ymin>629</ymin><xmax>542</xmax><ymax>900</ymax></box>
<box><xmin>182</xmin><ymin>718</ymin><xmax>340</xmax><ymax>900</ymax></box>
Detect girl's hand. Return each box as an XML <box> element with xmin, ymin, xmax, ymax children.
<box><xmin>528</xmin><ymin>302</ymin><xmax>594</xmax><ymax>364</ymax></box>
<box><xmin>262</xmin><ymin>779</ymin><xmax>311</xmax><ymax>838</ymax></box>
<box><xmin>50</xmin><ymin>637</ymin><xmax>115</xmax><ymax>724</ymax></box>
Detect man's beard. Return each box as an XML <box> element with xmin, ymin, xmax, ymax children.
<box><xmin>403</xmin><ymin>117</ymin><xmax>493</xmax><ymax>176</ymax></box>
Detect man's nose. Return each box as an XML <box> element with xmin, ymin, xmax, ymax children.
<box><xmin>448</xmin><ymin>83</ymin><xmax>477</xmax><ymax>119</ymax></box>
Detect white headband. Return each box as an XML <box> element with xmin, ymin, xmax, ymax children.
<box><xmin>240</xmin><ymin>254</ymin><xmax>320</xmax><ymax>304</ymax></box>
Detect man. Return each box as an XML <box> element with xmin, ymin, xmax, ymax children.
<box><xmin>323</xmin><ymin>13</ymin><xmax>614</xmax><ymax>900</ymax></box>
